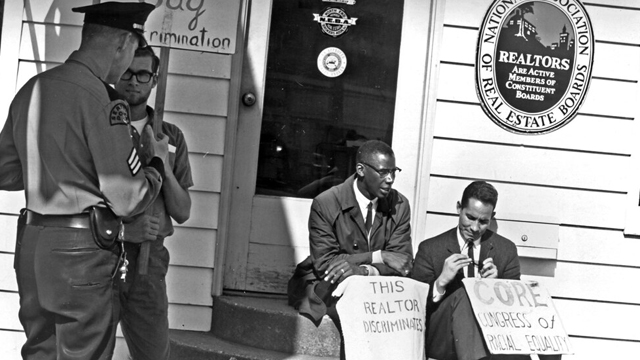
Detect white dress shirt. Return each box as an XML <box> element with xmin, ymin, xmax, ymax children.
<box><xmin>353</xmin><ymin>180</ymin><xmax>382</xmax><ymax>276</ymax></box>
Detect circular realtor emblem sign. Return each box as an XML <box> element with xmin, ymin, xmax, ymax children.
<box><xmin>318</xmin><ymin>47</ymin><xmax>347</xmax><ymax>77</ymax></box>
<box><xmin>476</xmin><ymin>0</ymin><xmax>594</xmax><ymax>134</ymax></box>
<box><xmin>313</xmin><ymin>7</ymin><xmax>358</xmax><ymax>38</ymax></box>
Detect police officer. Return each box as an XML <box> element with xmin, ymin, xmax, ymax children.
<box><xmin>0</xmin><ymin>2</ymin><xmax>163</xmax><ymax>359</ymax></box>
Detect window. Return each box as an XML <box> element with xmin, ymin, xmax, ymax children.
<box><xmin>256</xmin><ymin>0</ymin><xmax>404</xmax><ymax>198</ymax></box>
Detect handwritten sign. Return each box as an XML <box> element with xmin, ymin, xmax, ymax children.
<box><xmin>333</xmin><ymin>276</ymin><xmax>430</xmax><ymax>360</ymax></box>
<box><xmin>463</xmin><ymin>278</ymin><xmax>573</xmax><ymax>355</ymax></box>
<box><xmin>119</xmin><ymin>0</ymin><xmax>240</xmax><ymax>54</ymax></box>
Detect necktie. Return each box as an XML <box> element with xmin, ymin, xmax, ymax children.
<box><xmin>467</xmin><ymin>240</ymin><xmax>475</xmax><ymax>278</ymax></box>
<box><xmin>365</xmin><ymin>202</ymin><xmax>373</xmax><ymax>235</ymax></box>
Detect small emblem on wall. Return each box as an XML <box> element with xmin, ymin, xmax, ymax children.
<box><xmin>313</xmin><ymin>7</ymin><xmax>358</xmax><ymax>38</ymax></box>
<box><xmin>475</xmin><ymin>0</ymin><xmax>594</xmax><ymax>134</ymax></box>
<box><xmin>317</xmin><ymin>47</ymin><xmax>348</xmax><ymax>77</ymax></box>
<box><xmin>323</xmin><ymin>0</ymin><xmax>356</xmax><ymax>5</ymax></box>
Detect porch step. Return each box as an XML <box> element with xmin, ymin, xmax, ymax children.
<box><xmin>169</xmin><ymin>329</ymin><xmax>335</xmax><ymax>360</ymax></box>
<box><xmin>169</xmin><ymin>294</ymin><xmax>340</xmax><ymax>359</ymax></box>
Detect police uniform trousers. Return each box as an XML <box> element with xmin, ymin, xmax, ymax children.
<box><xmin>426</xmin><ymin>288</ymin><xmax>561</xmax><ymax>360</ymax></box>
<box><xmin>117</xmin><ymin>239</ymin><xmax>170</xmax><ymax>360</ymax></box>
<box><xmin>14</xmin><ymin>215</ymin><xmax>121</xmax><ymax>360</ymax></box>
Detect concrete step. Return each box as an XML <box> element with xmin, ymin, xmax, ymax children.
<box><xmin>169</xmin><ymin>329</ymin><xmax>336</xmax><ymax>360</ymax></box>
<box><xmin>210</xmin><ymin>294</ymin><xmax>341</xmax><ymax>358</ymax></box>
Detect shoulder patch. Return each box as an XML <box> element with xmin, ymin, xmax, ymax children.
<box><xmin>127</xmin><ymin>147</ymin><xmax>141</xmax><ymax>176</ymax></box>
<box><xmin>110</xmin><ymin>103</ymin><xmax>130</xmax><ymax>126</ymax></box>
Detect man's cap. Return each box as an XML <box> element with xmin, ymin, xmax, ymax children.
<box><xmin>72</xmin><ymin>2</ymin><xmax>155</xmax><ymax>47</ymax></box>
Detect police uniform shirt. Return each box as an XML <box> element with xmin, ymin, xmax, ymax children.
<box><xmin>0</xmin><ymin>50</ymin><xmax>162</xmax><ymax>216</ymax></box>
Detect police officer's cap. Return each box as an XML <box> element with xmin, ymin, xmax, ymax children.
<box><xmin>72</xmin><ymin>2</ymin><xmax>155</xmax><ymax>47</ymax></box>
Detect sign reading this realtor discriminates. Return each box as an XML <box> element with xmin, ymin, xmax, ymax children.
<box><xmin>476</xmin><ymin>0</ymin><xmax>594</xmax><ymax>134</ymax></box>
<box><xmin>462</xmin><ymin>278</ymin><xmax>573</xmax><ymax>356</ymax></box>
<box><xmin>333</xmin><ymin>276</ymin><xmax>430</xmax><ymax>360</ymax></box>
<box><xmin>128</xmin><ymin>0</ymin><xmax>240</xmax><ymax>54</ymax></box>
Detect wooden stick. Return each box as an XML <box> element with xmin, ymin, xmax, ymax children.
<box><xmin>139</xmin><ymin>46</ymin><xmax>170</xmax><ymax>275</ymax></box>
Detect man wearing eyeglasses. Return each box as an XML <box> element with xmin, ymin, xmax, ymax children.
<box><xmin>114</xmin><ymin>46</ymin><xmax>193</xmax><ymax>360</ymax></box>
<box><xmin>288</xmin><ymin>140</ymin><xmax>413</xmax><ymax>352</ymax></box>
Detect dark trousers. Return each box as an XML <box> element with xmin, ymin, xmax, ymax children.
<box><xmin>15</xmin><ymin>223</ymin><xmax>120</xmax><ymax>360</ymax></box>
<box><xmin>117</xmin><ymin>240</ymin><xmax>170</xmax><ymax>360</ymax></box>
<box><xmin>427</xmin><ymin>288</ymin><xmax>561</xmax><ymax>360</ymax></box>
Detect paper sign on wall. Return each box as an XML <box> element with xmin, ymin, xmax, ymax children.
<box><xmin>120</xmin><ymin>0</ymin><xmax>241</xmax><ymax>54</ymax></box>
<box><xmin>463</xmin><ymin>278</ymin><xmax>573</xmax><ymax>356</ymax></box>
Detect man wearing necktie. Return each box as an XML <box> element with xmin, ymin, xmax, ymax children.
<box><xmin>287</xmin><ymin>140</ymin><xmax>413</xmax><ymax>357</ymax></box>
<box><xmin>411</xmin><ymin>181</ymin><xmax>527</xmax><ymax>360</ymax></box>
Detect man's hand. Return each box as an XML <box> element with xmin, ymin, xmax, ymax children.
<box><xmin>123</xmin><ymin>214</ymin><xmax>160</xmax><ymax>243</ymax></box>
<box><xmin>435</xmin><ymin>253</ymin><xmax>472</xmax><ymax>292</ymax></box>
<box><xmin>381</xmin><ymin>251</ymin><xmax>413</xmax><ymax>276</ymax></box>
<box><xmin>480</xmin><ymin>257</ymin><xmax>497</xmax><ymax>278</ymax></box>
<box><xmin>323</xmin><ymin>259</ymin><xmax>366</xmax><ymax>284</ymax></box>
<box><xmin>142</xmin><ymin>126</ymin><xmax>169</xmax><ymax>163</ymax></box>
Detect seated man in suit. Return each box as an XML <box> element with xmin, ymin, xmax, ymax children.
<box><xmin>412</xmin><ymin>181</ymin><xmax>522</xmax><ymax>360</ymax></box>
<box><xmin>288</xmin><ymin>140</ymin><xmax>413</xmax><ymax>356</ymax></box>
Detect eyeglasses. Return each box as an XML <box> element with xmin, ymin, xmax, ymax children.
<box><xmin>361</xmin><ymin>162</ymin><xmax>402</xmax><ymax>178</ymax></box>
<box><xmin>120</xmin><ymin>70</ymin><xmax>155</xmax><ymax>83</ymax></box>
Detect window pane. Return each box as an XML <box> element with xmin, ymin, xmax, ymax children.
<box><xmin>256</xmin><ymin>0</ymin><xmax>404</xmax><ymax>198</ymax></box>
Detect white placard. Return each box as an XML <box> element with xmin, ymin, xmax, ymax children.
<box><xmin>463</xmin><ymin>278</ymin><xmax>573</xmax><ymax>355</ymax></box>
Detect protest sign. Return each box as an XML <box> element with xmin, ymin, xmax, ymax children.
<box><xmin>462</xmin><ymin>278</ymin><xmax>573</xmax><ymax>356</ymax></box>
<box><xmin>333</xmin><ymin>276</ymin><xmax>430</xmax><ymax>360</ymax></box>
<box><xmin>121</xmin><ymin>0</ymin><xmax>241</xmax><ymax>54</ymax></box>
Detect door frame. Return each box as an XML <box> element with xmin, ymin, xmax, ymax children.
<box><xmin>214</xmin><ymin>0</ymin><xmax>446</xmax><ymax>294</ymax></box>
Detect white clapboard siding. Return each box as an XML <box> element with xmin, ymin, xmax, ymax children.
<box><xmin>184</xmin><ymin>191</ymin><xmax>219</xmax><ymax>229</ymax></box>
<box><xmin>565</xmin><ymin>337</ymin><xmax>640</xmax><ymax>360</ymax></box>
<box><xmin>431</xmin><ymin>138</ymin><xmax>629</xmax><ymax>192</ymax></box>
<box><xmin>557</xmin><ymin>226</ymin><xmax>640</xmax><ymax>267</ymax></box>
<box><xmin>19</xmin><ymin>23</ymin><xmax>81</xmax><ymax>64</ymax></box>
<box><xmin>424</xmin><ymin>213</ymin><xmax>640</xmax><ymax>268</ymax></box>
<box><xmin>24</xmin><ymin>0</ymin><xmax>90</xmax><ymax>24</ymax></box>
<box><xmin>433</xmin><ymin>101</ymin><xmax>635</xmax><ymax>155</ymax></box>
<box><xmin>0</xmin><ymin>292</ymin><xmax>21</xmax><ymax>331</ymax></box>
<box><xmin>163</xmin><ymin>113</ymin><xmax>227</xmax><ymax>155</ymax></box>
<box><xmin>249</xmin><ymin>195</ymin><xmax>313</xmax><ymax>248</ymax></box>
<box><xmin>188</xmin><ymin>153</ymin><xmax>223</xmax><ymax>193</ymax></box>
<box><xmin>166</xmin><ymin>266</ymin><xmax>213</xmax><ymax>306</ymax></box>
<box><xmin>168</xmin><ymin>303</ymin><xmax>212</xmax><ymax>331</ymax></box>
<box><xmin>0</xmin><ymin>192</ymin><xmax>25</xmax><ymax>215</ymax></box>
<box><xmin>246</xmin><ymin>243</ymin><xmax>311</xmax><ymax>294</ymax></box>
<box><xmin>0</xmin><ymin>214</ymin><xmax>18</xmax><ymax>253</ymax></box>
<box><xmin>167</xmin><ymin>227</ymin><xmax>216</xmax><ymax>268</ymax></box>
<box><xmin>438</xmin><ymin>63</ymin><xmax>638</xmax><ymax>119</ymax></box>
<box><xmin>0</xmin><ymin>330</ymin><xmax>24</xmax><ymax>360</ymax></box>
<box><xmin>168</xmin><ymin>50</ymin><xmax>232</xmax><ymax>79</ymax></box>
<box><xmin>440</xmin><ymin>26</ymin><xmax>640</xmax><ymax>81</ymax></box>
<box><xmin>444</xmin><ymin>1</ymin><xmax>640</xmax><ymax>44</ymax></box>
<box><xmin>554</xmin><ymin>299</ymin><xmax>640</xmax><ymax>341</ymax></box>
<box><xmin>427</xmin><ymin>177</ymin><xmax>626</xmax><ymax>229</ymax></box>
<box><xmin>0</xmin><ymin>254</ymin><xmax>18</xmax><ymax>292</ymax></box>
<box><xmin>524</xmin><ymin>262</ymin><xmax>640</xmax><ymax>304</ymax></box>
<box><xmin>166</xmin><ymin>75</ymin><xmax>230</xmax><ymax>117</ymax></box>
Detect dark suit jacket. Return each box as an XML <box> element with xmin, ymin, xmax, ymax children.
<box><xmin>411</xmin><ymin>227</ymin><xmax>520</xmax><ymax>310</ymax></box>
<box><xmin>288</xmin><ymin>174</ymin><xmax>412</xmax><ymax>322</ymax></box>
